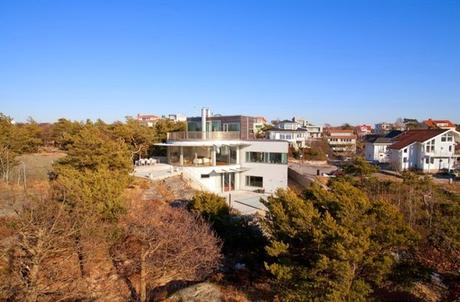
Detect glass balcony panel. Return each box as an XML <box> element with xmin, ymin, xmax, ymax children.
<box><xmin>167</xmin><ymin>131</ymin><xmax>240</xmax><ymax>141</ymax></box>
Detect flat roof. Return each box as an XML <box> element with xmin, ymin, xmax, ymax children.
<box><xmin>156</xmin><ymin>139</ymin><xmax>288</xmax><ymax>147</ymax></box>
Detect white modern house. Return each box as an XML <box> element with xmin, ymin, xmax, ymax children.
<box><xmin>267</xmin><ymin>118</ymin><xmax>323</xmax><ymax>148</ymax></box>
<box><xmin>157</xmin><ymin>108</ymin><xmax>288</xmax><ymax>194</ymax></box>
<box><xmin>304</xmin><ymin>123</ymin><xmax>323</xmax><ymax>138</ymax></box>
<box><xmin>388</xmin><ymin>129</ymin><xmax>460</xmax><ymax>172</ymax></box>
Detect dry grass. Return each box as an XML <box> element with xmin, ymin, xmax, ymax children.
<box><xmin>14</xmin><ymin>152</ymin><xmax>66</xmax><ymax>183</ymax></box>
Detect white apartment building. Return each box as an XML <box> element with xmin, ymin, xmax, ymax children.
<box><xmin>388</xmin><ymin>129</ymin><xmax>460</xmax><ymax>172</ymax></box>
<box><xmin>157</xmin><ymin>108</ymin><xmax>288</xmax><ymax>194</ymax></box>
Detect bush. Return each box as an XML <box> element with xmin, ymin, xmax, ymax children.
<box><xmin>189</xmin><ymin>192</ymin><xmax>230</xmax><ymax>218</ymax></box>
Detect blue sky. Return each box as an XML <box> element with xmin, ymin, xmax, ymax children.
<box><xmin>1</xmin><ymin>0</ymin><xmax>459</xmax><ymax>125</ymax></box>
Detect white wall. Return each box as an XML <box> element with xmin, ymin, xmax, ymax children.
<box><xmin>180</xmin><ymin>140</ymin><xmax>288</xmax><ymax>193</ymax></box>
<box><xmin>182</xmin><ymin>166</ymin><xmax>226</xmax><ymax>193</ymax></box>
<box><xmin>420</xmin><ymin>132</ymin><xmax>457</xmax><ymax>172</ymax></box>
<box><xmin>389</xmin><ymin>130</ymin><xmax>459</xmax><ymax>172</ymax></box>
<box><xmin>389</xmin><ymin>148</ymin><xmax>402</xmax><ymax>171</ymax></box>
<box><xmin>239</xmin><ymin>141</ymin><xmax>288</xmax><ymax>193</ymax></box>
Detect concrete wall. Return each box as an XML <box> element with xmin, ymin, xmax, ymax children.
<box><xmin>288</xmin><ymin>167</ymin><xmax>312</xmax><ymax>189</ymax></box>
<box><xmin>239</xmin><ymin>141</ymin><xmax>288</xmax><ymax>193</ymax></box>
<box><xmin>169</xmin><ymin>140</ymin><xmax>289</xmax><ymax>194</ymax></box>
<box><xmin>182</xmin><ymin>165</ymin><xmax>240</xmax><ymax>193</ymax></box>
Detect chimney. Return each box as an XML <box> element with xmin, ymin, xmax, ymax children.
<box><xmin>201</xmin><ymin>108</ymin><xmax>208</xmax><ymax>139</ymax></box>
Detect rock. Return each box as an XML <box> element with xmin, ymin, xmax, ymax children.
<box><xmin>165</xmin><ymin>282</ymin><xmax>223</xmax><ymax>302</ymax></box>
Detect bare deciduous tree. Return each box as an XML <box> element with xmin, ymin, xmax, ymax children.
<box><xmin>0</xmin><ymin>198</ymin><xmax>90</xmax><ymax>302</ymax></box>
<box><xmin>110</xmin><ymin>202</ymin><xmax>221</xmax><ymax>302</ymax></box>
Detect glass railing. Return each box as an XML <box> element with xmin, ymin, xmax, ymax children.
<box><xmin>167</xmin><ymin>131</ymin><xmax>241</xmax><ymax>141</ymax></box>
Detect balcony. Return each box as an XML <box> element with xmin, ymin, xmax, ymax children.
<box><xmin>167</xmin><ymin>131</ymin><xmax>241</xmax><ymax>141</ymax></box>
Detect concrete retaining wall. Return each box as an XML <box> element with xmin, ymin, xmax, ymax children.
<box><xmin>288</xmin><ymin>167</ymin><xmax>314</xmax><ymax>189</ymax></box>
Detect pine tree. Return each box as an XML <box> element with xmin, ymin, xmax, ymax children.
<box><xmin>263</xmin><ymin>181</ymin><xmax>416</xmax><ymax>301</ymax></box>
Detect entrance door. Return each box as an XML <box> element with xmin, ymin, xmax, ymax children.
<box><xmin>222</xmin><ymin>172</ymin><xmax>235</xmax><ymax>192</ymax></box>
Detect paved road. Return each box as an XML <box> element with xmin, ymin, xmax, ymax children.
<box><xmin>288</xmin><ymin>162</ymin><xmax>337</xmax><ymax>176</ymax></box>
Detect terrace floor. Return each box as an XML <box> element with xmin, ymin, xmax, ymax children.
<box><xmin>220</xmin><ymin>190</ymin><xmax>270</xmax><ymax>215</ymax></box>
<box><xmin>133</xmin><ymin>163</ymin><xmax>180</xmax><ymax>181</ymax></box>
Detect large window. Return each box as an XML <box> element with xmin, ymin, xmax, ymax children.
<box><xmin>187</xmin><ymin>121</ymin><xmax>202</xmax><ymax>132</ymax></box>
<box><xmin>441</xmin><ymin>134</ymin><xmax>453</xmax><ymax>142</ymax></box>
<box><xmin>211</xmin><ymin>120</ymin><xmax>222</xmax><ymax>131</ymax></box>
<box><xmin>246</xmin><ymin>152</ymin><xmax>288</xmax><ymax>164</ymax></box>
<box><xmin>247</xmin><ymin>151</ymin><xmax>265</xmax><ymax>163</ymax></box>
<box><xmin>246</xmin><ymin>176</ymin><xmax>263</xmax><ymax>187</ymax></box>
<box><xmin>223</xmin><ymin>122</ymin><xmax>240</xmax><ymax>132</ymax></box>
<box><xmin>216</xmin><ymin>145</ymin><xmax>237</xmax><ymax>165</ymax></box>
<box><xmin>425</xmin><ymin>140</ymin><xmax>435</xmax><ymax>152</ymax></box>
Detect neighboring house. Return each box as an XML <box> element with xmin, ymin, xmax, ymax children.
<box><xmin>253</xmin><ymin>116</ymin><xmax>267</xmax><ymax>134</ymax></box>
<box><xmin>423</xmin><ymin>119</ymin><xmax>456</xmax><ymax>130</ymax></box>
<box><xmin>163</xmin><ymin>113</ymin><xmax>187</xmax><ymax>122</ymax></box>
<box><xmin>375</xmin><ymin>122</ymin><xmax>393</xmax><ymax>134</ymax></box>
<box><xmin>136</xmin><ymin>114</ymin><xmax>161</xmax><ymax>127</ymax></box>
<box><xmin>364</xmin><ymin>131</ymin><xmax>402</xmax><ymax>163</ymax></box>
<box><xmin>291</xmin><ymin>117</ymin><xmax>323</xmax><ymax>138</ymax></box>
<box><xmin>267</xmin><ymin>128</ymin><xmax>310</xmax><ymax>148</ymax></box>
<box><xmin>327</xmin><ymin>129</ymin><xmax>357</xmax><ymax>155</ymax></box>
<box><xmin>275</xmin><ymin>119</ymin><xmax>302</xmax><ymax>130</ymax></box>
<box><xmin>403</xmin><ymin>118</ymin><xmax>420</xmax><ymax>130</ymax></box>
<box><xmin>388</xmin><ymin>129</ymin><xmax>460</xmax><ymax>172</ymax></box>
<box><xmin>268</xmin><ymin>117</ymin><xmax>323</xmax><ymax>147</ymax></box>
<box><xmin>157</xmin><ymin>108</ymin><xmax>288</xmax><ymax>194</ymax></box>
<box><xmin>303</xmin><ymin>122</ymin><xmax>323</xmax><ymax>138</ymax></box>
<box><xmin>355</xmin><ymin>125</ymin><xmax>373</xmax><ymax>137</ymax></box>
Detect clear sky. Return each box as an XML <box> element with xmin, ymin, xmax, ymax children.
<box><xmin>1</xmin><ymin>0</ymin><xmax>459</xmax><ymax>125</ymax></box>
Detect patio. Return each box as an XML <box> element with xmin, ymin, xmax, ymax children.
<box><xmin>133</xmin><ymin>163</ymin><xmax>180</xmax><ymax>181</ymax></box>
<box><xmin>220</xmin><ymin>190</ymin><xmax>270</xmax><ymax>215</ymax></box>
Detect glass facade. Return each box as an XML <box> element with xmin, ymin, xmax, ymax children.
<box><xmin>168</xmin><ymin>145</ymin><xmax>238</xmax><ymax>166</ymax></box>
<box><xmin>187</xmin><ymin>120</ymin><xmax>237</xmax><ymax>133</ymax></box>
<box><xmin>246</xmin><ymin>176</ymin><xmax>263</xmax><ymax>187</ymax></box>
<box><xmin>216</xmin><ymin>145</ymin><xmax>237</xmax><ymax>165</ymax></box>
<box><xmin>168</xmin><ymin>146</ymin><xmax>213</xmax><ymax>166</ymax></box>
<box><xmin>223</xmin><ymin>122</ymin><xmax>240</xmax><ymax>132</ymax></box>
<box><xmin>245</xmin><ymin>152</ymin><xmax>288</xmax><ymax>164</ymax></box>
<box><xmin>187</xmin><ymin>121</ymin><xmax>202</xmax><ymax>132</ymax></box>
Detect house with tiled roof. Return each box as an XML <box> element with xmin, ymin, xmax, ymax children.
<box><xmin>423</xmin><ymin>118</ymin><xmax>456</xmax><ymax>130</ymax></box>
<box><xmin>388</xmin><ymin>129</ymin><xmax>460</xmax><ymax>172</ymax></box>
<box><xmin>136</xmin><ymin>113</ymin><xmax>161</xmax><ymax>127</ymax></box>
<box><xmin>355</xmin><ymin>124</ymin><xmax>373</xmax><ymax>137</ymax></box>
<box><xmin>326</xmin><ymin>129</ymin><xmax>357</xmax><ymax>155</ymax></box>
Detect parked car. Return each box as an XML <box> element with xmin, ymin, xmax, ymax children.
<box><xmin>435</xmin><ymin>169</ymin><xmax>458</xmax><ymax>180</ymax></box>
